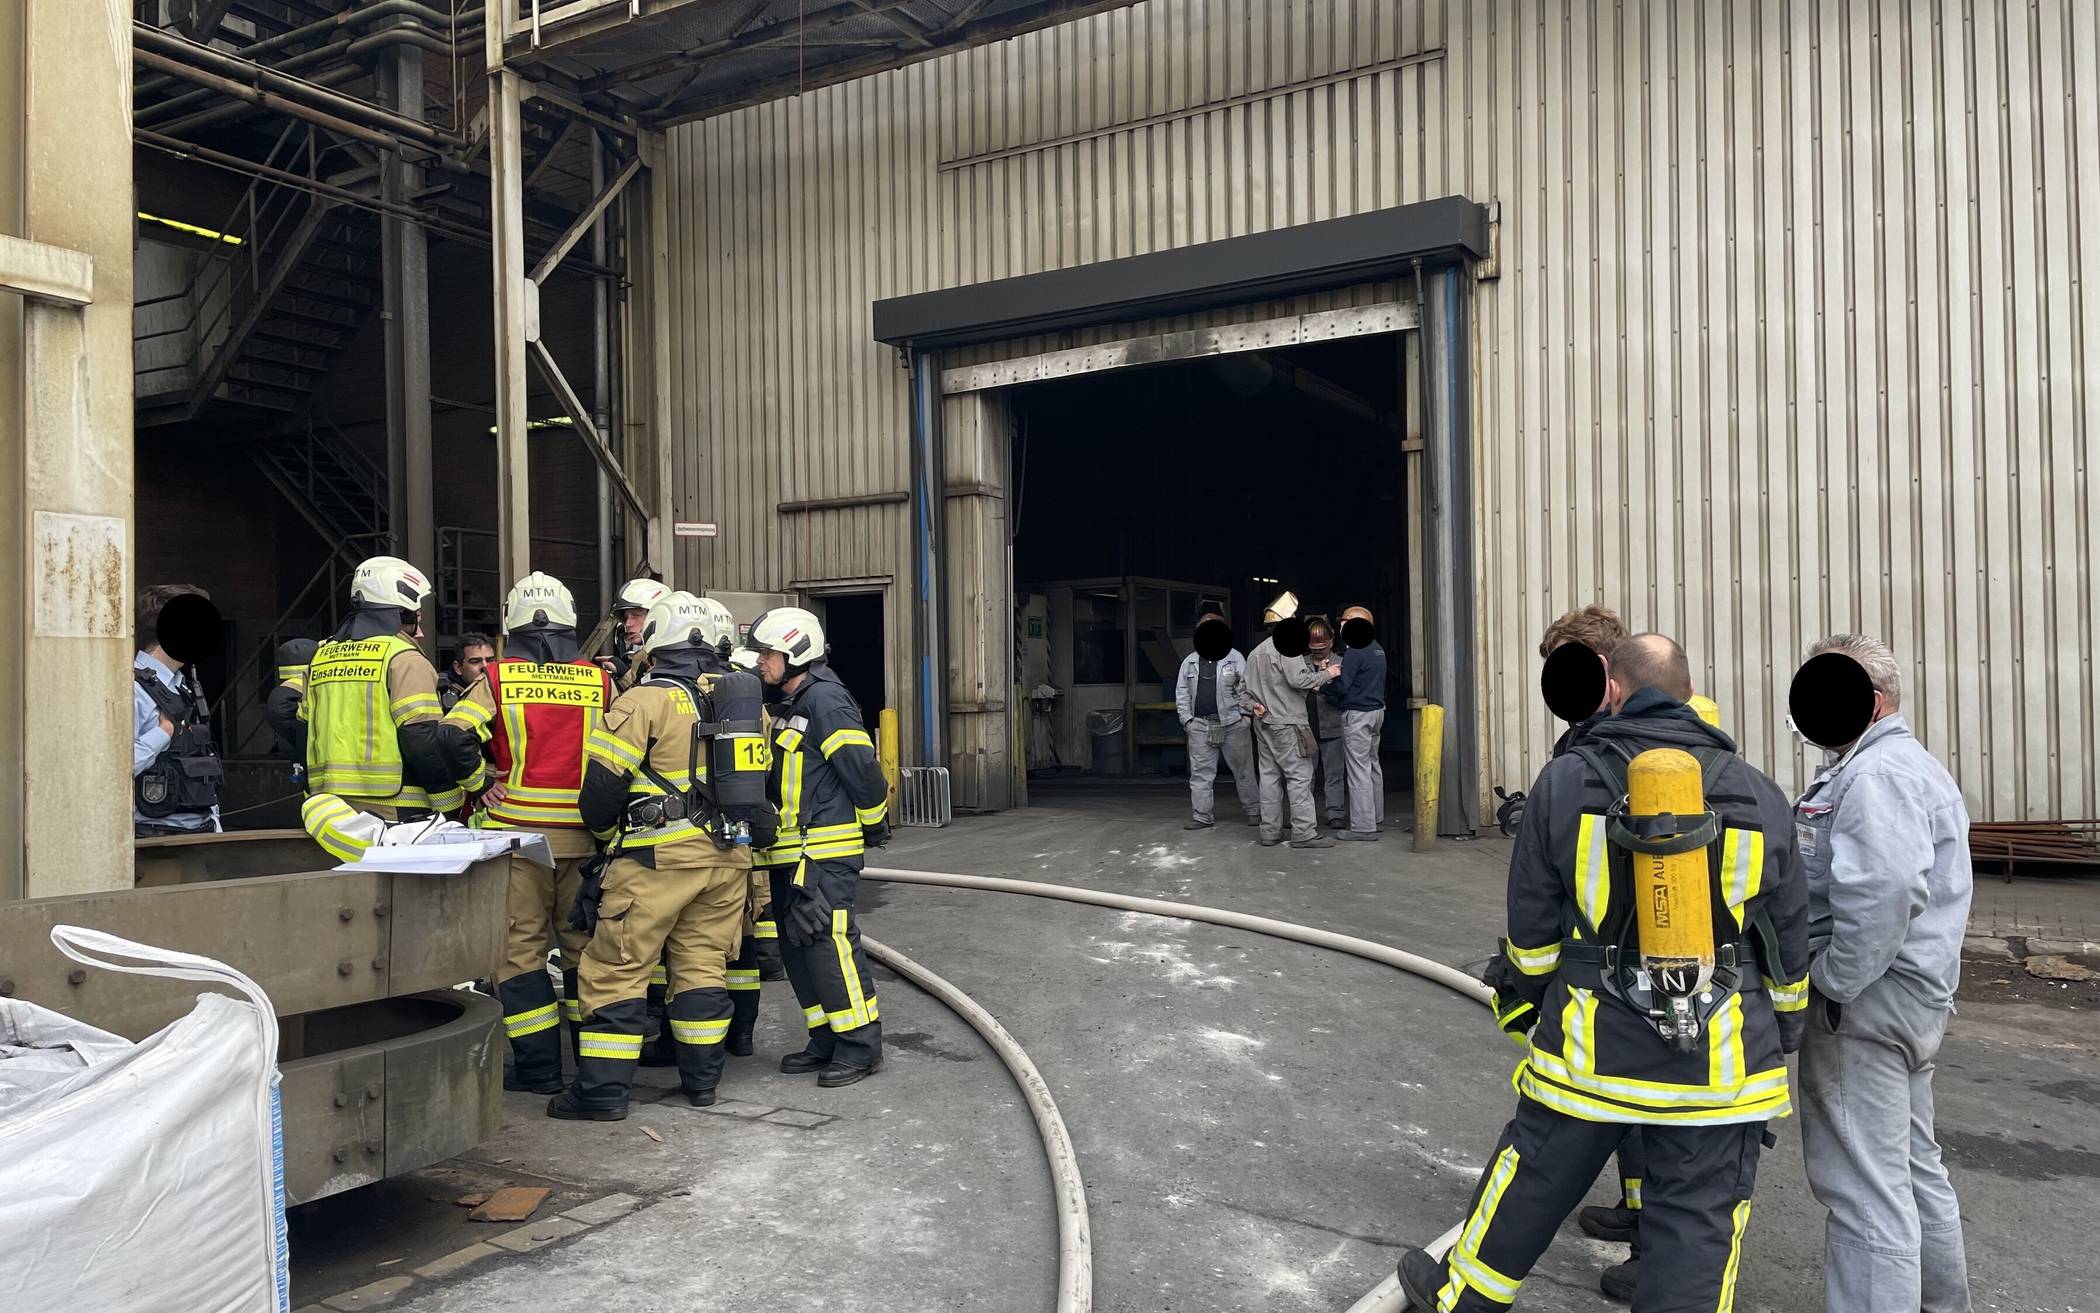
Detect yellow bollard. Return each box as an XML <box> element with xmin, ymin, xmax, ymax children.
<box><xmin>878</xmin><ymin>708</ymin><xmax>901</xmax><ymax>816</ymax></box>
<box><xmin>1412</xmin><ymin>703</ymin><xmax>1444</xmax><ymax>853</ymax></box>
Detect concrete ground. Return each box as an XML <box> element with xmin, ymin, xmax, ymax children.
<box><xmin>293</xmin><ymin>778</ymin><xmax>2100</xmax><ymax>1313</ymax></box>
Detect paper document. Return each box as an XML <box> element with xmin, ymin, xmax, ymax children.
<box><xmin>333</xmin><ymin>832</ymin><xmax>553</xmax><ymax>875</ymax></box>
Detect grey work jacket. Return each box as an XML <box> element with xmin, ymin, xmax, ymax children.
<box><xmin>1795</xmin><ymin>714</ymin><xmax>1973</xmax><ymax>1011</ymax></box>
<box><xmin>1237</xmin><ymin>636</ymin><xmax>1330</xmax><ymax>729</ymax></box>
<box><xmin>1174</xmin><ymin>649</ymin><xmax>1250</xmax><ymax>729</ymax></box>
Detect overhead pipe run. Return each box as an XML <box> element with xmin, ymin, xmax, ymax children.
<box><xmin>861</xmin><ymin>865</ymin><xmax>1484</xmax><ymax>1311</ymax></box>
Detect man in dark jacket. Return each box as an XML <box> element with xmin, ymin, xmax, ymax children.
<box><xmin>1396</xmin><ymin>633</ymin><xmax>1810</xmax><ymax>1313</ymax></box>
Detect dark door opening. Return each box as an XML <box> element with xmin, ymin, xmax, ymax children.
<box><xmin>814</xmin><ymin>591</ymin><xmax>888</xmax><ymax>720</ymax></box>
<box><xmin>1008</xmin><ymin>333</ymin><xmax>1415</xmax><ymax>785</ymax></box>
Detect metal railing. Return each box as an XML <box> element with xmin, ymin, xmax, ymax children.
<box><xmin>133</xmin><ymin>122</ymin><xmax>320</xmax><ymax>409</ymax></box>
<box><xmin>217</xmin><ymin>532</ymin><xmax>392</xmax><ymax>756</ymax></box>
<box><xmin>436</xmin><ymin>525</ymin><xmax>599</xmax><ymax>642</ymax></box>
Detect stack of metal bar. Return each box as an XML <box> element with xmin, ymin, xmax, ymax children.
<box><xmin>1969</xmin><ymin>820</ymin><xmax>2100</xmax><ymax>879</ymax></box>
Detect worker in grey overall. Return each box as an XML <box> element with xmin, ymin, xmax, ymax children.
<box><xmin>1238</xmin><ymin>592</ymin><xmax>1339</xmax><ymax>849</ymax></box>
<box><xmin>1791</xmin><ymin>634</ymin><xmax>1973</xmax><ymax>1313</ymax></box>
<box><xmin>1174</xmin><ymin>602</ymin><xmax>1259</xmax><ymax>829</ymax></box>
<box><xmin>1305</xmin><ymin>618</ymin><xmax>1350</xmax><ymax>831</ymax></box>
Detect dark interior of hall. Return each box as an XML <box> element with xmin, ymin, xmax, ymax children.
<box><xmin>1011</xmin><ymin>334</ymin><xmax>1414</xmax><ymax>773</ymax></box>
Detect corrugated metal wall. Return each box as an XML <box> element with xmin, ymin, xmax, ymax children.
<box><xmin>665</xmin><ymin>0</ymin><xmax>2100</xmax><ymax>820</ymax></box>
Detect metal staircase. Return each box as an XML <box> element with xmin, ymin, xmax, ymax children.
<box><xmin>249</xmin><ymin>419</ymin><xmax>390</xmax><ymax>566</ymax></box>
<box><xmin>135</xmin><ymin>125</ymin><xmax>382</xmax><ymax>428</ymax></box>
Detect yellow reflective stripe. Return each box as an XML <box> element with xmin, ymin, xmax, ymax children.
<box><xmin>780</xmin><ymin>751</ymin><xmax>805</xmax><ymax>832</ymax></box>
<box><xmin>504</xmin><ymin>1003</ymin><xmax>560</xmax><ymax>1038</ymax></box>
<box><xmin>301</xmin><ymin>795</ymin><xmax>369</xmax><ymax>861</ymax></box>
<box><xmin>503</xmin><ymin>782</ymin><xmax>586</xmax><ymax>802</ymax></box>
<box><xmin>1526</xmin><ymin>1043</ymin><xmax>1791</xmax><ymax>1107</ymax></box>
<box><xmin>617</xmin><ymin>821</ymin><xmax>706</xmax><ymax>846</ymax></box>
<box><xmin>390</xmin><ymin>691</ymin><xmax>442</xmax><ymax>721</ymax></box>
<box><xmin>1708</xmin><ymin>994</ymin><xmax>1746</xmax><ymax>1090</ymax></box>
<box><xmin>855</xmin><ymin>802</ymin><xmax>888</xmax><ymax>826</ymax></box>
<box><xmin>1623</xmin><ymin>1178</ymin><xmax>1643</xmax><ymax>1210</ymax></box>
<box><xmin>1560</xmin><ymin>985</ymin><xmax>1598</xmax><ymax>1073</ymax></box>
<box><xmin>578</xmin><ymin>1031</ymin><xmax>644</xmax><ymax>1060</ymax></box>
<box><xmin>775</xmin><ymin>727</ymin><xmax>804</xmax><ymax>752</ymax></box>
<box><xmin>1765</xmin><ymin>976</ymin><xmax>1810</xmax><ymax>1011</ymax></box>
<box><xmin>1438</xmin><ymin>1145</ymin><xmax>1523</xmax><ymax>1310</ymax></box>
<box><xmin>560</xmin><ymin>999</ymin><xmax>584</xmax><ymax>1022</ymax></box>
<box><xmin>626</xmin><ymin>771</ymin><xmax>695</xmax><ymax>797</ymax></box>
<box><xmin>802</xmin><ymin>1003</ymin><xmax>827</xmax><ymax>1031</ymax></box>
<box><xmin>1717</xmin><ymin>1200</ymin><xmax>1751</xmax><ymax>1311</ymax></box>
<box><xmin>649</xmin><ymin>964</ymin><xmax>668</xmax><ymax>986</ymax></box>
<box><xmin>584</xmin><ymin>729</ymin><xmax>644</xmax><ymax>771</ymax></box>
<box><xmin>1517</xmin><ymin>1060</ymin><xmax>1793</xmax><ymax>1124</ymax></box>
<box><xmin>800</xmin><ymin>839</ymin><xmax>866</xmax><ymax>860</ymax></box>
<box><xmin>670</xmin><ymin>1017</ymin><xmax>731</xmax><ymax>1044</ymax></box>
<box><xmin>1508</xmin><ymin>941</ymin><xmax>1560</xmax><ymax>976</ymax></box>
<box><xmin>829</xmin><ymin>907</ymin><xmax>877</xmax><ymax>1030</ymax></box>
<box><xmin>443</xmin><ymin>699</ymin><xmax>494</xmax><ymax>731</ymax></box>
<box><xmin>460</xmin><ymin>760</ymin><xmax>489</xmax><ymax>793</ymax></box>
<box><xmin>753</xmin><ymin>919</ymin><xmax>779</xmax><ymax>939</ymax></box>
<box><xmin>1574</xmin><ymin>814</ymin><xmax>1611</xmax><ymax>930</ymax></box>
<box><xmin>1720</xmin><ymin>827</ymin><xmax>1764</xmax><ymax>928</ymax></box>
<box><xmin>726</xmin><ymin>969</ymin><xmax>761</xmax><ymax>990</ymax></box>
<box><xmin>821</xmin><ymin>727</ymin><xmax>873</xmax><ymax>757</ymax></box>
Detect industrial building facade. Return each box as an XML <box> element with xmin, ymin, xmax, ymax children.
<box><xmin>660</xmin><ymin>0</ymin><xmax>2100</xmax><ymax>825</ymax></box>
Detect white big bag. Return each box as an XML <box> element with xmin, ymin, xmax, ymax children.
<box><xmin>0</xmin><ymin>927</ymin><xmax>290</xmax><ymax>1313</ymax></box>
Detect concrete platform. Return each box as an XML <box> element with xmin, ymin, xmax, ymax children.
<box><xmin>292</xmin><ymin>778</ymin><xmax>2100</xmax><ymax>1312</ymax></box>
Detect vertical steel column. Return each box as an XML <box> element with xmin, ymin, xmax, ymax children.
<box><xmin>908</xmin><ymin>349</ymin><xmax>947</xmax><ymax>768</ymax></box>
<box><xmin>643</xmin><ymin>134</ymin><xmax>674</xmax><ymax>587</ymax></box>
<box><xmin>590</xmin><ymin>130</ymin><xmax>614</xmax><ymax>614</ymax></box>
<box><xmin>1421</xmin><ymin>265</ymin><xmax>1480</xmax><ymax>835</ymax></box>
<box><xmin>487</xmin><ymin>65</ymin><xmax>532</xmax><ymax>589</ymax></box>
<box><xmin>379</xmin><ymin>41</ymin><xmax>433</xmax><ymax>587</ymax></box>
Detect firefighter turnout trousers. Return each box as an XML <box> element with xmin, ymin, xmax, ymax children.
<box><xmin>1425</xmin><ymin>1096</ymin><xmax>1764</xmax><ymax>1313</ymax></box>
<box><xmin>770</xmin><ymin>858</ymin><xmax>881</xmax><ymax>1069</ymax></box>
<box><xmin>571</xmin><ymin>853</ymin><xmax>748</xmax><ymax>1109</ymax></box>
<box><xmin>496</xmin><ymin>834</ymin><xmax>594</xmax><ymax>1088</ymax></box>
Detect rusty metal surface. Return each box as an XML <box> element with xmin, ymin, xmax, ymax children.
<box><xmin>133</xmin><ymin>829</ymin><xmax>326</xmax><ymax>887</ymax></box>
<box><xmin>276</xmin><ymin>991</ymin><xmax>503</xmax><ymax>1205</ymax></box>
<box><xmin>0</xmin><ymin>860</ymin><xmax>507</xmax><ymax>1039</ymax></box>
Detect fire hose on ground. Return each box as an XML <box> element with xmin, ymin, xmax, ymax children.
<box><xmin>861</xmin><ymin>864</ymin><xmax>1500</xmax><ymax>1313</ymax></box>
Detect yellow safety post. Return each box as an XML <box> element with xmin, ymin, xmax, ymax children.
<box><xmin>1687</xmin><ymin>694</ymin><xmax>1722</xmax><ymax>728</ymax></box>
<box><xmin>878</xmin><ymin>708</ymin><xmax>901</xmax><ymax>816</ymax></box>
<box><xmin>1412</xmin><ymin>703</ymin><xmax>1444</xmax><ymax>853</ymax></box>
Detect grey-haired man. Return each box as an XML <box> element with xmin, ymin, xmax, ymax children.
<box><xmin>1794</xmin><ymin>634</ymin><xmax>1973</xmax><ymax>1313</ymax></box>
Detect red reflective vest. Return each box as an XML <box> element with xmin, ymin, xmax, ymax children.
<box><xmin>481</xmin><ymin>658</ymin><xmax>614</xmax><ymax>830</ymax></box>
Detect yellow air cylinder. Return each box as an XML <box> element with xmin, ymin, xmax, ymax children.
<box><xmin>1687</xmin><ymin>694</ymin><xmax>1721</xmax><ymax>728</ymax></box>
<box><xmin>1627</xmin><ymin>748</ymin><xmax>1715</xmax><ymax>995</ymax></box>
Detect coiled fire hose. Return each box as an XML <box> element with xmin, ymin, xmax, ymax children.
<box><xmin>863</xmin><ymin>865</ymin><xmax>1497</xmax><ymax>1313</ymax></box>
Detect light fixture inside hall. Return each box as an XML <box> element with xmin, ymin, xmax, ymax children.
<box><xmin>486</xmin><ymin>416</ymin><xmax>575</xmax><ymax>434</ymax></box>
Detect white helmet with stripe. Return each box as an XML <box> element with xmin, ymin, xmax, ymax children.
<box><xmin>747</xmin><ymin>606</ymin><xmax>826</xmax><ymax>671</ymax></box>
<box><xmin>503</xmin><ymin>571</ymin><xmax>577</xmax><ymax>632</ymax></box>
<box><xmin>351</xmin><ymin>555</ymin><xmax>432</xmax><ymax>611</ymax></box>
<box><xmin>615</xmin><ymin>577</ymin><xmax>670</xmax><ymax>614</ymax></box>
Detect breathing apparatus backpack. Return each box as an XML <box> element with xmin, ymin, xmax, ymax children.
<box><xmin>1555</xmin><ymin>741</ymin><xmax>1782</xmax><ymax>1054</ymax></box>
<box><xmin>631</xmin><ymin>667</ymin><xmax>777</xmax><ymax>851</ymax></box>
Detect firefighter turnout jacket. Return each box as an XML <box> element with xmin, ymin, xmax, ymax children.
<box><xmin>579</xmin><ymin>671</ymin><xmax>747</xmax><ymax>868</ymax></box>
<box><xmin>301</xmin><ymin>631</ymin><xmax>464</xmax><ymax>816</ymax></box>
<box><xmin>755</xmin><ymin>665</ymin><xmax>888</xmax><ymax>870</ymax></box>
<box><xmin>1498</xmin><ymin>695</ymin><xmax>1810</xmax><ymax>1126</ymax></box>
<box><xmin>442</xmin><ymin>657</ymin><xmax>615</xmax><ymax>831</ymax></box>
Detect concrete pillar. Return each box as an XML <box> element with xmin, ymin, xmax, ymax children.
<box><xmin>0</xmin><ymin>0</ymin><xmax>136</xmax><ymax>897</ymax></box>
<box><xmin>379</xmin><ymin>43</ymin><xmax>434</xmax><ymax>594</ymax></box>
<box><xmin>487</xmin><ymin>67</ymin><xmax>532</xmax><ymax>592</ymax></box>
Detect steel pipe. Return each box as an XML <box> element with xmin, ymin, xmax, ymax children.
<box><xmin>134</xmin><ymin>48</ymin><xmax>430</xmax><ymax>158</ymax></box>
<box><xmin>346</xmin><ymin>22</ymin><xmax>461</xmax><ymax>60</ymax></box>
<box><xmin>139</xmin><ymin>36</ymin><xmax>356</xmax><ymax>124</ymax></box>
<box><xmin>133</xmin><ymin>22</ymin><xmax>462</xmax><ymax>150</ymax></box>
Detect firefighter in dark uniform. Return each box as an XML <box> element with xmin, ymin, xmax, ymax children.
<box><xmin>553</xmin><ymin>592</ymin><xmax>773</xmax><ymax>1119</ymax></box>
<box><xmin>438</xmin><ymin>572</ymin><xmax>613</xmax><ymax>1094</ymax></box>
<box><xmin>747</xmin><ymin>606</ymin><xmax>891</xmax><ymax>1087</ymax></box>
<box><xmin>1397</xmin><ymin>634</ymin><xmax>1811</xmax><ymax>1313</ymax></box>
<box><xmin>299</xmin><ymin>556</ymin><xmax>464</xmax><ymax>859</ymax></box>
<box><xmin>264</xmin><ymin>637</ymin><xmax>319</xmax><ymax>777</ymax></box>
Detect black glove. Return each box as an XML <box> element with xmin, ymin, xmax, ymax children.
<box><xmin>779</xmin><ymin>885</ymin><xmax>835</xmax><ymax>948</ymax></box>
<box><xmin>862</xmin><ymin>819</ymin><xmax>892</xmax><ymax>849</ymax></box>
<box><xmin>748</xmin><ymin>803</ymin><xmax>779</xmax><ymax>854</ymax></box>
<box><xmin>568</xmin><ymin>853</ymin><xmax>611</xmax><ymax>935</ymax></box>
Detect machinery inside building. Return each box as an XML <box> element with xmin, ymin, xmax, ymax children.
<box><xmin>1007</xmin><ymin>335</ymin><xmax>1413</xmax><ymax>783</ymax></box>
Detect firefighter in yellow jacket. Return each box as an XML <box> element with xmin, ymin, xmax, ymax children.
<box><xmin>552</xmin><ymin>592</ymin><xmax>774</xmax><ymax>1119</ymax></box>
<box><xmin>300</xmin><ymin>556</ymin><xmax>464</xmax><ymax>858</ymax></box>
<box><xmin>439</xmin><ymin>571</ymin><xmax>614</xmax><ymax>1094</ymax></box>
<box><xmin>1396</xmin><ymin>634</ymin><xmax>1810</xmax><ymax>1313</ymax></box>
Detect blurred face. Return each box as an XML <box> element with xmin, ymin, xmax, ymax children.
<box><xmin>455</xmin><ymin>643</ymin><xmax>493</xmax><ymax>681</ymax></box>
<box><xmin>757</xmin><ymin>650</ymin><xmax>789</xmax><ymax>686</ymax></box>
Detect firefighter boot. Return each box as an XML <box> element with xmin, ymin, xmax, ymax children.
<box><xmin>726</xmin><ymin>958</ymin><xmax>761</xmax><ymax>1057</ymax></box>
<box><xmin>550</xmin><ymin>997</ymin><xmax>647</xmax><ymax>1120</ymax></box>
<box><xmin>777</xmin><ymin>934</ymin><xmax>837</xmax><ymax>1073</ymax></box>
<box><xmin>1395</xmin><ymin>1248</ymin><xmax>1450</xmax><ymax>1311</ymax></box>
<box><xmin>668</xmin><ymin>986</ymin><xmax>734</xmax><ymax>1106</ymax></box>
<box><xmin>497</xmin><ymin>969</ymin><xmax>565</xmax><ymax>1094</ymax></box>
